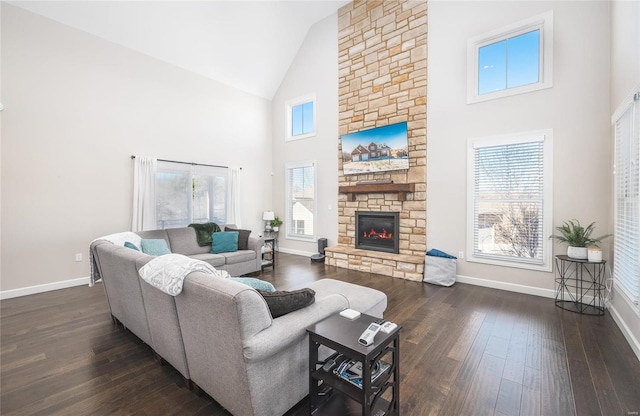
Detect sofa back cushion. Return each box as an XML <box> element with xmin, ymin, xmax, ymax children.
<box><xmin>174</xmin><ymin>275</ymin><xmax>272</xmax><ymax>416</ymax></box>
<box><xmin>224</xmin><ymin>227</ymin><xmax>251</xmax><ymax>250</ymax></box>
<box><xmin>137</xmin><ymin>230</ymin><xmax>171</xmax><ymax>249</ymax></box>
<box><xmin>165</xmin><ymin>227</ymin><xmax>210</xmax><ymax>255</ymax></box>
<box><xmin>92</xmin><ymin>242</ymin><xmax>152</xmax><ymax>345</ymax></box>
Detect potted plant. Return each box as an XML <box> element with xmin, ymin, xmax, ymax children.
<box><xmin>549</xmin><ymin>219</ymin><xmax>610</xmax><ymax>260</ymax></box>
<box><xmin>270</xmin><ymin>216</ymin><xmax>283</xmax><ymax>232</ymax></box>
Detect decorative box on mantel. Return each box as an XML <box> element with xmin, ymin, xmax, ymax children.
<box><xmin>339</xmin><ymin>183</ymin><xmax>416</xmax><ymax>202</ymax></box>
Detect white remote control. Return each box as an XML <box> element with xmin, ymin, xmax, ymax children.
<box><xmin>358</xmin><ymin>322</ymin><xmax>381</xmax><ymax>346</ymax></box>
<box><xmin>380</xmin><ymin>321</ymin><xmax>398</xmax><ymax>334</ymax></box>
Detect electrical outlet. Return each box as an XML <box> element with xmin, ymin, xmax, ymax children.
<box><xmin>75</xmin><ymin>253</ymin><xmax>83</xmax><ymax>262</ymax></box>
<box><xmin>458</xmin><ymin>251</ymin><xmax>464</xmax><ymax>259</ymax></box>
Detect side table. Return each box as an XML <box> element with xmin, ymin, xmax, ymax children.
<box><xmin>261</xmin><ymin>237</ymin><xmax>276</xmax><ymax>270</ymax></box>
<box><xmin>264</xmin><ymin>230</ymin><xmax>279</xmax><ymax>251</ymax></box>
<box><xmin>555</xmin><ymin>254</ymin><xmax>606</xmax><ymax>315</ymax></box>
<box><xmin>307</xmin><ymin>313</ymin><xmax>401</xmax><ymax>416</ymax></box>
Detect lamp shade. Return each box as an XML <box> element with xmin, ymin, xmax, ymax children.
<box><xmin>263</xmin><ymin>211</ymin><xmax>275</xmax><ymax>221</ymax></box>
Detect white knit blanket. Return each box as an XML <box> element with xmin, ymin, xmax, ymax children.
<box><xmin>138</xmin><ymin>254</ymin><xmax>228</xmax><ymax>296</ymax></box>
<box><xmin>90</xmin><ymin>232</ymin><xmax>143</xmax><ymax>286</ymax></box>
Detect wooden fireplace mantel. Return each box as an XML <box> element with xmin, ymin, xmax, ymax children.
<box><xmin>339</xmin><ymin>183</ymin><xmax>416</xmax><ymax>202</ymax></box>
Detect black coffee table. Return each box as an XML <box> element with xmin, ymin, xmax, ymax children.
<box><xmin>306</xmin><ymin>313</ymin><xmax>401</xmax><ymax>416</ymax></box>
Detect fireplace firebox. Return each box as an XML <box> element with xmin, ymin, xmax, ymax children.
<box><xmin>355</xmin><ymin>211</ymin><xmax>399</xmax><ymax>254</ymax></box>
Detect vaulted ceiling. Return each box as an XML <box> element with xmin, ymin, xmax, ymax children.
<box><xmin>9</xmin><ymin>1</ymin><xmax>349</xmax><ymax>99</ymax></box>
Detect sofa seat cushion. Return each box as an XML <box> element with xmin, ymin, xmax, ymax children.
<box><xmin>221</xmin><ymin>250</ymin><xmax>256</xmax><ymax>265</ymax></box>
<box><xmin>309</xmin><ymin>279</ymin><xmax>387</xmax><ymax>319</ymax></box>
<box><xmin>189</xmin><ymin>253</ymin><xmax>226</xmax><ymax>267</ymax></box>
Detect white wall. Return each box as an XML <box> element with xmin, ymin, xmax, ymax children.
<box><xmin>0</xmin><ymin>4</ymin><xmax>272</xmax><ymax>293</ymax></box>
<box><xmin>271</xmin><ymin>14</ymin><xmax>338</xmax><ymax>256</ymax></box>
<box><xmin>609</xmin><ymin>0</ymin><xmax>640</xmax><ymax>359</ymax></box>
<box><xmin>427</xmin><ymin>1</ymin><xmax>611</xmax><ymax>293</ymax></box>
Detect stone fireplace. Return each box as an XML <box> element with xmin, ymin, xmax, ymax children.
<box><xmin>356</xmin><ymin>211</ymin><xmax>399</xmax><ymax>254</ymax></box>
<box><xmin>324</xmin><ymin>0</ymin><xmax>427</xmax><ymax>281</ymax></box>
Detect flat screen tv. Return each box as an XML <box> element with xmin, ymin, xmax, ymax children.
<box><xmin>341</xmin><ymin>122</ymin><xmax>409</xmax><ymax>176</ymax></box>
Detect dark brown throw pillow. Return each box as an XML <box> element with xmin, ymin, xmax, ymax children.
<box><xmin>257</xmin><ymin>288</ymin><xmax>316</xmax><ymax>318</ymax></box>
<box><xmin>225</xmin><ymin>227</ymin><xmax>251</xmax><ymax>250</ymax></box>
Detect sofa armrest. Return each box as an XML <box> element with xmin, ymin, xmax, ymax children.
<box><xmin>242</xmin><ymin>294</ymin><xmax>349</xmax><ymax>362</ymax></box>
<box><xmin>248</xmin><ymin>236</ymin><xmax>264</xmax><ymax>253</ymax></box>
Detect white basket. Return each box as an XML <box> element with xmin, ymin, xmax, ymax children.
<box><xmin>423</xmin><ymin>255</ymin><xmax>456</xmax><ymax>287</ymax></box>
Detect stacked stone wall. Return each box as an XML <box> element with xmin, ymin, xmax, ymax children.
<box><xmin>327</xmin><ymin>0</ymin><xmax>427</xmax><ymax>280</ymax></box>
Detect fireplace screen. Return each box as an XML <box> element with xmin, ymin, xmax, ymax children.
<box><xmin>355</xmin><ymin>211</ymin><xmax>399</xmax><ymax>254</ymax></box>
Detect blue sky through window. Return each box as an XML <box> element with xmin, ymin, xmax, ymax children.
<box><xmin>292</xmin><ymin>101</ymin><xmax>314</xmax><ymax>136</ymax></box>
<box><xmin>478</xmin><ymin>30</ymin><xmax>540</xmax><ymax>95</ymax></box>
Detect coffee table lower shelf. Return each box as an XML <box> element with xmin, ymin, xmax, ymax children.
<box><xmin>310</xmin><ymin>388</ymin><xmax>391</xmax><ymax>416</ymax></box>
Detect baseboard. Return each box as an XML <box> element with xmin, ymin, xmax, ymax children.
<box><xmin>608</xmin><ymin>303</ymin><xmax>640</xmax><ymax>362</ymax></box>
<box><xmin>455</xmin><ymin>274</ymin><xmax>556</xmax><ymax>299</ymax></box>
<box><xmin>277</xmin><ymin>247</ymin><xmax>316</xmax><ymax>258</ymax></box>
<box><xmin>0</xmin><ymin>276</ymin><xmax>90</xmax><ymax>300</ymax></box>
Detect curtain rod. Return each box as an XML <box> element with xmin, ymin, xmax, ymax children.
<box><xmin>131</xmin><ymin>155</ymin><xmax>239</xmax><ymax>170</ymax></box>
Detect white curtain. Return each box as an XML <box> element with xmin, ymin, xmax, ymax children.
<box><xmin>227</xmin><ymin>167</ymin><xmax>242</xmax><ymax>227</ymax></box>
<box><xmin>131</xmin><ymin>156</ymin><xmax>157</xmax><ymax>231</ymax></box>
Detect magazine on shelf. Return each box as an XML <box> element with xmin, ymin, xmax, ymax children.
<box><xmin>333</xmin><ymin>359</ymin><xmax>391</xmax><ymax>389</ymax></box>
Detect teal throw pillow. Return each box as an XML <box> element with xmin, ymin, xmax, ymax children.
<box><xmin>229</xmin><ymin>277</ymin><xmax>276</xmax><ymax>292</ymax></box>
<box><xmin>211</xmin><ymin>231</ymin><xmax>239</xmax><ymax>254</ymax></box>
<box><xmin>124</xmin><ymin>241</ymin><xmax>140</xmax><ymax>251</ymax></box>
<box><xmin>141</xmin><ymin>239</ymin><xmax>171</xmax><ymax>256</ymax></box>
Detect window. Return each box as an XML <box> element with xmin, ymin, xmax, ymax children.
<box><xmin>286</xmin><ymin>93</ymin><xmax>316</xmax><ymax>141</ymax></box>
<box><xmin>467</xmin><ymin>11</ymin><xmax>553</xmax><ymax>104</ymax></box>
<box><xmin>467</xmin><ymin>130</ymin><xmax>553</xmax><ymax>271</ymax></box>
<box><xmin>155</xmin><ymin>161</ymin><xmax>227</xmax><ymax>229</ymax></box>
<box><xmin>286</xmin><ymin>161</ymin><xmax>316</xmax><ymax>240</ymax></box>
<box><xmin>613</xmin><ymin>89</ymin><xmax>640</xmax><ymax>309</ymax></box>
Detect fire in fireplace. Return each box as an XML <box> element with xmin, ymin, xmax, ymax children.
<box><xmin>355</xmin><ymin>211</ymin><xmax>399</xmax><ymax>254</ymax></box>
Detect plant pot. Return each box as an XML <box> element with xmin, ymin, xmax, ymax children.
<box><xmin>273</xmin><ymin>226</ymin><xmax>279</xmax><ymax>232</ymax></box>
<box><xmin>588</xmin><ymin>247</ymin><xmax>603</xmax><ymax>262</ymax></box>
<box><xmin>567</xmin><ymin>246</ymin><xmax>588</xmax><ymax>260</ymax></box>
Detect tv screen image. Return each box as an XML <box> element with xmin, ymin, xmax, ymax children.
<box><xmin>341</xmin><ymin>122</ymin><xmax>409</xmax><ymax>175</ymax></box>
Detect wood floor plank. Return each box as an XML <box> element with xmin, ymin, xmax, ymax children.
<box><xmin>459</xmin><ymin>353</ymin><xmax>506</xmax><ymax>415</ymax></box>
<box><xmin>438</xmin><ymin>293</ymin><xmax>502</xmax><ymax>416</ymax></box>
<box><xmin>495</xmin><ymin>378</ymin><xmax>522</xmax><ymax>416</ymax></box>
<box><xmin>2</xmin><ymin>253</ymin><xmax>639</xmax><ymax>416</ymax></box>
<box><xmin>562</xmin><ymin>311</ymin><xmax>601</xmax><ymax>416</ymax></box>
<box><xmin>541</xmin><ymin>337</ymin><xmax>576</xmax><ymax>416</ymax></box>
<box><xmin>520</xmin><ymin>366</ymin><xmax>541</xmax><ymax>416</ymax></box>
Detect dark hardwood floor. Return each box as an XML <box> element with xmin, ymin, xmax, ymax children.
<box><xmin>1</xmin><ymin>253</ymin><xmax>639</xmax><ymax>415</ymax></box>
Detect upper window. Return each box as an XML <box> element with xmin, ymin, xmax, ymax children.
<box><xmin>286</xmin><ymin>93</ymin><xmax>316</xmax><ymax>141</ymax></box>
<box><xmin>285</xmin><ymin>161</ymin><xmax>316</xmax><ymax>241</ymax></box>
<box><xmin>467</xmin><ymin>11</ymin><xmax>553</xmax><ymax>104</ymax></box>
<box><xmin>467</xmin><ymin>130</ymin><xmax>553</xmax><ymax>271</ymax></box>
<box><xmin>155</xmin><ymin>161</ymin><xmax>227</xmax><ymax>229</ymax></box>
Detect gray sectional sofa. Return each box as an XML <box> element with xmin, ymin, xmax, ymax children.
<box><xmin>90</xmin><ymin>225</ymin><xmax>387</xmax><ymax>416</ymax></box>
<box><xmin>137</xmin><ymin>225</ymin><xmax>264</xmax><ymax>276</ymax></box>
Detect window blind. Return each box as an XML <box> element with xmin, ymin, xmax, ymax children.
<box><xmin>286</xmin><ymin>162</ymin><xmax>315</xmax><ymax>239</ymax></box>
<box><xmin>613</xmin><ymin>96</ymin><xmax>640</xmax><ymax>306</ymax></box>
<box><xmin>472</xmin><ymin>139</ymin><xmax>546</xmax><ymax>265</ymax></box>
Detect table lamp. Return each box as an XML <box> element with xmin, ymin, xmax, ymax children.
<box><xmin>263</xmin><ymin>211</ymin><xmax>275</xmax><ymax>231</ymax></box>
